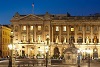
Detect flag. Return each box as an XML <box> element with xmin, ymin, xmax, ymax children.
<box><xmin>32</xmin><ymin>3</ymin><xmax>34</xmax><ymax>7</ymax></box>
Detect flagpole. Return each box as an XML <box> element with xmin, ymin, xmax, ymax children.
<box><xmin>32</xmin><ymin>3</ymin><xmax>34</xmax><ymax>14</ymax></box>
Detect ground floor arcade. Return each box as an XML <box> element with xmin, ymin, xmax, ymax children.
<box><xmin>14</xmin><ymin>43</ymin><xmax>100</xmax><ymax>60</ymax></box>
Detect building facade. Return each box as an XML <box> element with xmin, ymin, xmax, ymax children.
<box><xmin>0</xmin><ymin>25</ymin><xmax>11</xmax><ymax>57</ymax></box>
<box><xmin>10</xmin><ymin>12</ymin><xmax>100</xmax><ymax>59</ymax></box>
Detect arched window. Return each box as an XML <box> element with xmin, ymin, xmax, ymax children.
<box><xmin>93</xmin><ymin>48</ymin><xmax>98</xmax><ymax>59</ymax></box>
<box><xmin>45</xmin><ymin>26</ymin><xmax>48</xmax><ymax>31</ymax></box>
<box><xmin>53</xmin><ymin>47</ymin><xmax>60</xmax><ymax>59</ymax></box>
<box><xmin>15</xmin><ymin>26</ymin><xmax>18</xmax><ymax>32</ymax></box>
<box><xmin>77</xmin><ymin>37</ymin><xmax>83</xmax><ymax>43</ymax></box>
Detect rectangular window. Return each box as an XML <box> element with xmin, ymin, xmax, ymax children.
<box><xmin>86</xmin><ymin>26</ymin><xmax>90</xmax><ymax>31</ymax></box>
<box><xmin>56</xmin><ymin>26</ymin><xmax>59</xmax><ymax>31</ymax></box>
<box><xmin>3</xmin><ymin>31</ymin><xmax>4</xmax><ymax>35</ymax></box>
<box><xmin>3</xmin><ymin>38</ymin><xmax>4</xmax><ymax>44</ymax></box>
<box><xmin>30</xmin><ymin>26</ymin><xmax>33</xmax><ymax>30</ymax></box>
<box><xmin>23</xmin><ymin>35</ymin><xmax>26</xmax><ymax>41</ymax></box>
<box><xmin>63</xmin><ymin>26</ymin><xmax>66</xmax><ymax>31</ymax></box>
<box><xmin>94</xmin><ymin>26</ymin><xmax>97</xmax><ymax>31</ymax></box>
<box><xmin>78</xmin><ymin>26</ymin><xmax>82</xmax><ymax>31</ymax></box>
<box><xmin>71</xmin><ymin>28</ymin><xmax>74</xmax><ymax>31</ymax></box>
<box><xmin>38</xmin><ymin>26</ymin><xmax>41</xmax><ymax>30</ymax></box>
<box><xmin>23</xmin><ymin>26</ymin><xmax>26</xmax><ymax>30</ymax></box>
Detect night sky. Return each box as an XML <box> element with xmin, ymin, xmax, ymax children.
<box><xmin>0</xmin><ymin>0</ymin><xmax>100</xmax><ymax>24</ymax></box>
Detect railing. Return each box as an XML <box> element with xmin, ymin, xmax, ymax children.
<box><xmin>51</xmin><ymin>59</ymin><xmax>63</xmax><ymax>65</ymax></box>
<box><xmin>16</xmin><ymin>59</ymin><xmax>45</xmax><ymax>67</ymax></box>
<box><xmin>16</xmin><ymin>59</ymin><xmax>63</xmax><ymax>67</ymax></box>
<box><xmin>0</xmin><ymin>59</ymin><xmax>63</xmax><ymax>67</ymax></box>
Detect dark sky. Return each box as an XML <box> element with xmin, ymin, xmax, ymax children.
<box><xmin>0</xmin><ymin>0</ymin><xmax>100</xmax><ymax>24</ymax></box>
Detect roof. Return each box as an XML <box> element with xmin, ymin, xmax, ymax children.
<box><xmin>64</xmin><ymin>47</ymin><xmax>78</xmax><ymax>54</ymax></box>
<box><xmin>10</xmin><ymin>12</ymin><xmax>100</xmax><ymax>22</ymax></box>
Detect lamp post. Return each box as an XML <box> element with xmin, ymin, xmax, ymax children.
<box><xmin>87</xmin><ymin>48</ymin><xmax>90</xmax><ymax>67</ymax></box>
<box><xmin>77</xmin><ymin>49</ymin><xmax>81</xmax><ymax>67</ymax></box>
<box><xmin>45</xmin><ymin>46</ymin><xmax>49</xmax><ymax>67</ymax></box>
<box><xmin>45</xmin><ymin>34</ymin><xmax>49</xmax><ymax>67</ymax></box>
<box><xmin>8</xmin><ymin>44</ymin><xmax>12</xmax><ymax>67</ymax></box>
<box><xmin>86</xmin><ymin>36</ymin><xmax>90</xmax><ymax>67</ymax></box>
<box><xmin>8</xmin><ymin>31</ymin><xmax>15</xmax><ymax>67</ymax></box>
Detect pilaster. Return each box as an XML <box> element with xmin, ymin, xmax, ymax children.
<box><xmin>82</xmin><ymin>25</ymin><xmax>85</xmax><ymax>44</ymax></box>
<box><xmin>67</xmin><ymin>25</ymin><xmax>69</xmax><ymax>43</ymax></box>
<box><xmin>90</xmin><ymin>25</ymin><xmax>93</xmax><ymax>43</ymax></box>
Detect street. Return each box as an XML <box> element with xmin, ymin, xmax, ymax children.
<box><xmin>0</xmin><ymin>59</ymin><xmax>100</xmax><ymax>67</ymax></box>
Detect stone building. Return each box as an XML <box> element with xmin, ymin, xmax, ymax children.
<box><xmin>10</xmin><ymin>12</ymin><xmax>100</xmax><ymax>59</ymax></box>
<box><xmin>0</xmin><ymin>25</ymin><xmax>11</xmax><ymax>57</ymax></box>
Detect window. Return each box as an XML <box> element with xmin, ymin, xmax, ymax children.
<box><xmin>15</xmin><ymin>26</ymin><xmax>18</xmax><ymax>32</ymax></box>
<box><xmin>30</xmin><ymin>35</ymin><xmax>33</xmax><ymax>42</ymax></box>
<box><xmin>3</xmin><ymin>38</ymin><xmax>4</xmax><ymax>44</ymax></box>
<box><xmin>3</xmin><ymin>31</ymin><xmax>4</xmax><ymax>35</ymax></box>
<box><xmin>71</xmin><ymin>27</ymin><xmax>74</xmax><ymax>31</ymax></box>
<box><xmin>45</xmin><ymin>26</ymin><xmax>48</xmax><ymax>31</ymax></box>
<box><xmin>38</xmin><ymin>26</ymin><xmax>41</xmax><ymax>30</ymax></box>
<box><xmin>56</xmin><ymin>26</ymin><xmax>59</xmax><ymax>31</ymax></box>
<box><xmin>77</xmin><ymin>37</ymin><xmax>83</xmax><ymax>43</ymax></box>
<box><xmin>23</xmin><ymin>26</ymin><xmax>26</xmax><ymax>30</ymax></box>
<box><xmin>23</xmin><ymin>35</ymin><xmax>26</xmax><ymax>41</ymax></box>
<box><xmin>30</xmin><ymin>26</ymin><xmax>33</xmax><ymax>30</ymax></box>
<box><xmin>63</xmin><ymin>26</ymin><xmax>66</xmax><ymax>31</ymax></box>
<box><xmin>86</xmin><ymin>26</ymin><xmax>90</xmax><ymax>31</ymax></box>
<box><xmin>94</xmin><ymin>26</ymin><xmax>97</xmax><ymax>31</ymax></box>
<box><xmin>78</xmin><ymin>26</ymin><xmax>82</xmax><ymax>31</ymax></box>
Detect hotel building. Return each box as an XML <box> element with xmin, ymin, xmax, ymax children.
<box><xmin>10</xmin><ymin>12</ymin><xmax>100</xmax><ymax>59</ymax></box>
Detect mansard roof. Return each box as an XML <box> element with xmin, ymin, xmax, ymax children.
<box><xmin>10</xmin><ymin>12</ymin><xmax>100</xmax><ymax>22</ymax></box>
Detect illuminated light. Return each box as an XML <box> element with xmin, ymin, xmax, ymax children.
<box><xmin>45</xmin><ymin>46</ymin><xmax>49</xmax><ymax>52</ymax></box>
<box><xmin>8</xmin><ymin>44</ymin><xmax>12</xmax><ymax>50</ymax></box>
<box><xmin>86</xmin><ymin>49</ymin><xmax>91</xmax><ymax>54</ymax></box>
<box><xmin>8</xmin><ymin>44</ymin><xmax>15</xmax><ymax>50</ymax></box>
<box><xmin>46</xmin><ymin>34</ymin><xmax>49</xmax><ymax>38</ymax></box>
<box><xmin>77</xmin><ymin>50</ymin><xmax>81</xmax><ymax>53</ymax></box>
<box><xmin>71</xmin><ymin>28</ymin><xmax>74</xmax><ymax>31</ymax></box>
<box><xmin>94</xmin><ymin>49</ymin><xmax>97</xmax><ymax>51</ymax></box>
<box><xmin>30</xmin><ymin>48</ymin><xmax>32</xmax><ymax>51</ymax></box>
<box><xmin>38</xmin><ymin>26</ymin><xmax>41</xmax><ymax>30</ymax></box>
<box><xmin>11</xmin><ymin>31</ymin><xmax>13</xmax><ymax>35</ymax></box>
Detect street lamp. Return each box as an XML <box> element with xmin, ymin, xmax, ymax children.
<box><xmin>8</xmin><ymin>31</ymin><xmax>15</xmax><ymax>67</ymax></box>
<box><xmin>45</xmin><ymin>34</ymin><xmax>49</xmax><ymax>67</ymax></box>
<box><xmin>77</xmin><ymin>49</ymin><xmax>81</xmax><ymax>67</ymax></box>
<box><xmin>45</xmin><ymin>46</ymin><xmax>49</xmax><ymax>67</ymax></box>
<box><xmin>46</xmin><ymin>34</ymin><xmax>49</xmax><ymax>45</ymax></box>
<box><xmin>86</xmin><ymin>48</ymin><xmax>91</xmax><ymax>67</ymax></box>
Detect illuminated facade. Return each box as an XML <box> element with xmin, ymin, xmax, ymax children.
<box><xmin>0</xmin><ymin>25</ymin><xmax>11</xmax><ymax>57</ymax></box>
<box><xmin>10</xmin><ymin>12</ymin><xmax>100</xmax><ymax>59</ymax></box>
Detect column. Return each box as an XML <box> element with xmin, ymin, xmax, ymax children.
<box><xmin>59</xmin><ymin>26</ymin><xmax>61</xmax><ymax>43</ymax></box>
<box><xmin>26</xmin><ymin>25</ymin><xmax>29</xmax><ymax>42</ymax></box>
<box><xmin>19</xmin><ymin>24</ymin><xmax>21</xmax><ymax>42</ymax></box>
<box><xmin>99</xmin><ymin>26</ymin><xmax>100</xmax><ymax>43</ymax></box>
<box><xmin>34</xmin><ymin>25</ymin><xmax>36</xmax><ymax>42</ymax></box>
<box><xmin>83</xmin><ymin>25</ymin><xmax>85</xmax><ymax>44</ymax></box>
<box><xmin>19</xmin><ymin>24</ymin><xmax>22</xmax><ymax>42</ymax></box>
<box><xmin>91</xmin><ymin>26</ymin><xmax>93</xmax><ymax>43</ymax></box>
<box><xmin>67</xmin><ymin>25</ymin><xmax>69</xmax><ymax>43</ymax></box>
<box><xmin>52</xmin><ymin>26</ymin><xmax>53</xmax><ymax>43</ymax></box>
<box><xmin>75</xmin><ymin>25</ymin><xmax>77</xmax><ymax>44</ymax></box>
